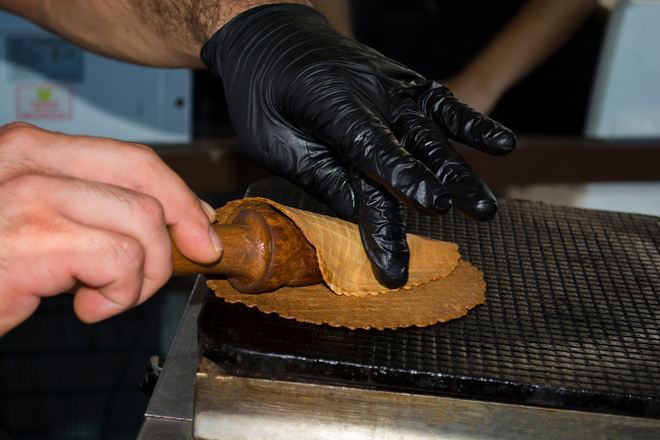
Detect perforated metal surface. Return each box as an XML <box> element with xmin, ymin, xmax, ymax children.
<box><xmin>198</xmin><ymin>178</ymin><xmax>660</xmax><ymax>417</ymax></box>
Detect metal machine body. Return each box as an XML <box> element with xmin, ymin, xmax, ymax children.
<box><xmin>0</xmin><ymin>10</ymin><xmax>192</xmax><ymax>143</ymax></box>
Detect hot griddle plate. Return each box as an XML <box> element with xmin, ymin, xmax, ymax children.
<box><xmin>198</xmin><ymin>178</ymin><xmax>660</xmax><ymax>418</ymax></box>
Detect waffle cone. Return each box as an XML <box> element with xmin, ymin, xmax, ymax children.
<box><xmin>208</xmin><ymin>197</ymin><xmax>486</xmax><ymax>329</ymax></box>
<box><xmin>214</xmin><ymin>197</ymin><xmax>460</xmax><ymax>297</ymax></box>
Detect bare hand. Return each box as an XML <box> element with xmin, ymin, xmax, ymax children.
<box><xmin>0</xmin><ymin>122</ymin><xmax>221</xmax><ymax>336</ymax></box>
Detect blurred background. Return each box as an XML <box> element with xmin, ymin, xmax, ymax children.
<box><xmin>1</xmin><ymin>0</ymin><xmax>659</xmax><ymax>438</ymax></box>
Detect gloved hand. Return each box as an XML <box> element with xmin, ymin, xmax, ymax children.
<box><xmin>201</xmin><ymin>4</ymin><xmax>515</xmax><ymax>288</ymax></box>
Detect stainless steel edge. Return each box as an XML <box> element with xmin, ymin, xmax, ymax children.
<box><xmin>194</xmin><ymin>358</ymin><xmax>660</xmax><ymax>440</ymax></box>
<box><xmin>138</xmin><ymin>275</ymin><xmax>207</xmax><ymax>439</ymax></box>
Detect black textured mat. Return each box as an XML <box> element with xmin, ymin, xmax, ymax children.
<box><xmin>198</xmin><ymin>178</ymin><xmax>660</xmax><ymax>417</ymax></box>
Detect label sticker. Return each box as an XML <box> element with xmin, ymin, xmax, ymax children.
<box><xmin>16</xmin><ymin>83</ymin><xmax>73</xmax><ymax>120</ymax></box>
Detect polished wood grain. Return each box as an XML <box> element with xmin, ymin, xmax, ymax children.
<box><xmin>172</xmin><ymin>205</ymin><xmax>323</xmax><ymax>293</ymax></box>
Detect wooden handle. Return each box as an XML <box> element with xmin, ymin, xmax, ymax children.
<box><xmin>172</xmin><ymin>205</ymin><xmax>323</xmax><ymax>293</ymax></box>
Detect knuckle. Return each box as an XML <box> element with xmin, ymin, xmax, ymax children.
<box><xmin>0</xmin><ymin>122</ymin><xmax>41</xmax><ymax>154</ymax></box>
<box><xmin>0</xmin><ymin>173</ymin><xmax>47</xmax><ymax>202</ymax></box>
<box><xmin>133</xmin><ymin>194</ymin><xmax>165</xmax><ymax>227</ymax></box>
<box><xmin>0</xmin><ymin>123</ymin><xmax>44</xmax><ymax>180</ymax></box>
<box><xmin>0</xmin><ymin>121</ymin><xmax>37</xmax><ymax>136</ymax></box>
<box><xmin>131</xmin><ymin>143</ymin><xmax>163</xmax><ymax>174</ymax></box>
<box><xmin>110</xmin><ymin>236</ymin><xmax>145</xmax><ymax>274</ymax></box>
<box><xmin>127</xmin><ymin>143</ymin><xmax>179</xmax><ymax>189</ymax></box>
<box><xmin>0</xmin><ymin>178</ymin><xmax>63</xmax><ymax>250</ymax></box>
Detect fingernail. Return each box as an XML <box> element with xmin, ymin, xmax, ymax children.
<box><xmin>209</xmin><ymin>225</ymin><xmax>223</xmax><ymax>256</ymax></box>
<box><xmin>200</xmin><ymin>199</ymin><xmax>217</xmax><ymax>222</ymax></box>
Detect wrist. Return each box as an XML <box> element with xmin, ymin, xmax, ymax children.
<box><xmin>200</xmin><ymin>3</ymin><xmax>327</xmax><ymax>73</ymax></box>
<box><xmin>206</xmin><ymin>1</ymin><xmax>314</xmax><ymax>34</ymax></box>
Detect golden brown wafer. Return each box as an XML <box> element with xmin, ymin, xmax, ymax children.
<box><xmin>209</xmin><ymin>198</ymin><xmax>486</xmax><ymax>329</ymax></box>
<box><xmin>215</xmin><ymin>198</ymin><xmax>460</xmax><ymax>297</ymax></box>
<box><xmin>208</xmin><ymin>260</ymin><xmax>485</xmax><ymax>330</ymax></box>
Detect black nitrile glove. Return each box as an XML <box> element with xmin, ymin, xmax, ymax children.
<box><xmin>200</xmin><ymin>4</ymin><xmax>515</xmax><ymax>288</ymax></box>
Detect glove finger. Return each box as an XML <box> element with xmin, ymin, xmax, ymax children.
<box><xmin>311</xmin><ymin>89</ymin><xmax>450</xmax><ymax>215</ymax></box>
<box><xmin>417</xmin><ymin>82</ymin><xmax>516</xmax><ymax>156</ymax></box>
<box><xmin>349</xmin><ymin>170</ymin><xmax>409</xmax><ymax>288</ymax></box>
<box><xmin>394</xmin><ymin>102</ymin><xmax>498</xmax><ymax>221</ymax></box>
<box><xmin>276</xmin><ymin>143</ymin><xmax>358</xmax><ymax>221</ymax></box>
<box><xmin>271</xmin><ymin>141</ymin><xmax>410</xmax><ymax>288</ymax></box>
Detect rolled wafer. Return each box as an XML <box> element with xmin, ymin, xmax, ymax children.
<box><xmin>214</xmin><ymin>197</ymin><xmax>460</xmax><ymax>297</ymax></box>
<box><xmin>207</xmin><ymin>198</ymin><xmax>486</xmax><ymax>330</ymax></box>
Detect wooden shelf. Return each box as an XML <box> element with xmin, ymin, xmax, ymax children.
<box><xmin>152</xmin><ymin>136</ymin><xmax>660</xmax><ymax>194</ymax></box>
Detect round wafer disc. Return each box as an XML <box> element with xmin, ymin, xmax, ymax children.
<box><xmin>208</xmin><ymin>260</ymin><xmax>485</xmax><ymax>330</ymax></box>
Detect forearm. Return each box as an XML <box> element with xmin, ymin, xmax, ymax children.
<box><xmin>455</xmin><ymin>0</ymin><xmax>599</xmax><ymax>100</ymax></box>
<box><xmin>0</xmin><ymin>0</ymin><xmax>312</xmax><ymax>68</ymax></box>
<box><xmin>311</xmin><ymin>0</ymin><xmax>354</xmax><ymax>38</ymax></box>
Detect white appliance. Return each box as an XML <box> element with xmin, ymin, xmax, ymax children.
<box><xmin>585</xmin><ymin>1</ymin><xmax>660</xmax><ymax>138</ymax></box>
<box><xmin>0</xmin><ymin>10</ymin><xmax>192</xmax><ymax>143</ymax></box>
